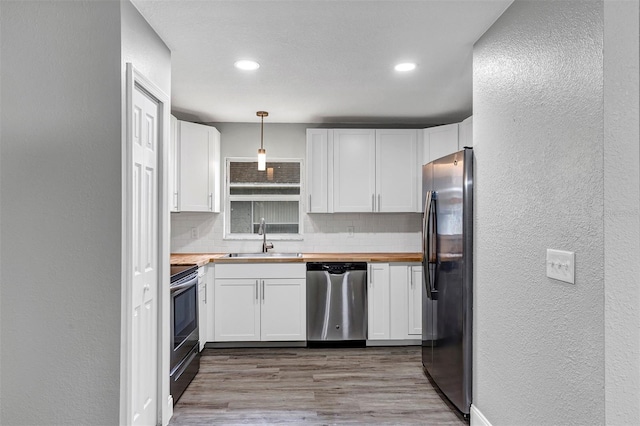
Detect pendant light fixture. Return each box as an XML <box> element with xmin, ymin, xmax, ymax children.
<box><xmin>257</xmin><ymin>111</ymin><xmax>268</xmax><ymax>171</ymax></box>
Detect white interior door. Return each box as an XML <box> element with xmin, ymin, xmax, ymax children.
<box><xmin>131</xmin><ymin>84</ymin><xmax>159</xmax><ymax>426</ymax></box>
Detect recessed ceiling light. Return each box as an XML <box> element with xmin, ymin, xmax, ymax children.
<box><xmin>234</xmin><ymin>60</ymin><xmax>260</xmax><ymax>71</ymax></box>
<box><xmin>395</xmin><ymin>62</ymin><xmax>416</xmax><ymax>72</ymax></box>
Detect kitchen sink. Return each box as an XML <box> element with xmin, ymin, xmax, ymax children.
<box><xmin>224</xmin><ymin>252</ymin><xmax>303</xmax><ymax>259</ymax></box>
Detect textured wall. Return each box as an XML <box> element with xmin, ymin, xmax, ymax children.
<box><xmin>122</xmin><ymin>0</ymin><xmax>171</xmax><ymax>97</ymax></box>
<box><xmin>121</xmin><ymin>2</ymin><xmax>172</xmax><ymax>424</ymax></box>
<box><xmin>170</xmin><ymin>122</ymin><xmax>422</xmax><ymax>254</ymax></box>
<box><xmin>0</xmin><ymin>1</ymin><xmax>172</xmax><ymax>424</ymax></box>
<box><xmin>473</xmin><ymin>1</ymin><xmax>605</xmax><ymax>424</ymax></box>
<box><xmin>0</xmin><ymin>1</ymin><xmax>123</xmax><ymax>424</ymax></box>
<box><xmin>603</xmin><ymin>0</ymin><xmax>640</xmax><ymax>423</ymax></box>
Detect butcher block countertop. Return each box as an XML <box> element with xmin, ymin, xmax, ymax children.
<box><xmin>170</xmin><ymin>253</ymin><xmax>226</xmax><ymax>266</ymax></box>
<box><xmin>171</xmin><ymin>252</ymin><xmax>422</xmax><ymax>266</ymax></box>
<box><xmin>301</xmin><ymin>253</ymin><xmax>422</xmax><ymax>263</ymax></box>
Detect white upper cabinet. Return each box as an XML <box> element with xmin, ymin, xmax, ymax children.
<box><xmin>459</xmin><ymin>115</ymin><xmax>473</xmax><ymax>148</ymax></box>
<box><xmin>375</xmin><ymin>129</ymin><xmax>418</xmax><ymax>212</ymax></box>
<box><xmin>422</xmin><ymin>123</ymin><xmax>459</xmax><ymax>166</ymax></box>
<box><xmin>305</xmin><ymin>129</ymin><xmax>331</xmax><ymax>213</ymax></box>
<box><xmin>417</xmin><ymin>118</ymin><xmax>472</xmax><ymax>212</ymax></box>
<box><xmin>174</xmin><ymin>120</ymin><xmax>221</xmax><ymax>212</ymax></box>
<box><xmin>308</xmin><ymin>128</ymin><xmax>419</xmax><ymax>213</ymax></box>
<box><xmin>332</xmin><ymin>129</ymin><xmax>377</xmax><ymax>212</ymax></box>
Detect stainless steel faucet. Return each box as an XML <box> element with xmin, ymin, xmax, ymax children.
<box><xmin>257</xmin><ymin>217</ymin><xmax>274</xmax><ymax>253</ymax></box>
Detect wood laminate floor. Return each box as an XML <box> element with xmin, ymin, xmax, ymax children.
<box><xmin>169</xmin><ymin>346</ymin><xmax>467</xmax><ymax>425</ymax></box>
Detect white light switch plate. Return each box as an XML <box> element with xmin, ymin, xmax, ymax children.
<box><xmin>546</xmin><ymin>249</ymin><xmax>575</xmax><ymax>284</ymax></box>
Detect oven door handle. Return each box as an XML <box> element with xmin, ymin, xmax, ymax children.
<box><xmin>170</xmin><ymin>275</ymin><xmax>198</xmax><ymax>294</ymax></box>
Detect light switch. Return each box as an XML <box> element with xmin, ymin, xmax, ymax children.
<box><xmin>546</xmin><ymin>249</ymin><xmax>575</xmax><ymax>284</ymax></box>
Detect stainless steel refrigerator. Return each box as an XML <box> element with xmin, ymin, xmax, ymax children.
<box><xmin>422</xmin><ymin>147</ymin><xmax>473</xmax><ymax>417</ymax></box>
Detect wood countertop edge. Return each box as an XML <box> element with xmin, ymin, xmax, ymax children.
<box><xmin>170</xmin><ymin>253</ymin><xmax>226</xmax><ymax>267</ymax></box>
<box><xmin>302</xmin><ymin>253</ymin><xmax>422</xmax><ymax>263</ymax></box>
<box><xmin>171</xmin><ymin>252</ymin><xmax>423</xmax><ymax>265</ymax></box>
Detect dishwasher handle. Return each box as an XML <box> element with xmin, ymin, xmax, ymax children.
<box><xmin>323</xmin><ymin>264</ymin><xmax>347</xmax><ymax>275</ymax></box>
<box><xmin>307</xmin><ymin>262</ymin><xmax>367</xmax><ymax>275</ymax></box>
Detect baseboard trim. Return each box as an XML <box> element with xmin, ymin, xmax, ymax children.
<box><xmin>205</xmin><ymin>341</ymin><xmax>307</xmax><ymax>349</ymax></box>
<box><xmin>470</xmin><ymin>404</ymin><xmax>492</xmax><ymax>426</ymax></box>
<box><xmin>366</xmin><ymin>339</ymin><xmax>421</xmax><ymax>346</ymax></box>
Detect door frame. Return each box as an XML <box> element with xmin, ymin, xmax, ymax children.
<box><xmin>121</xmin><ymin>63</ymin><xmax>171</xmax><ymax>426</ymax></box>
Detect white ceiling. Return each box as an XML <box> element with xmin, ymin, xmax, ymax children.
<box><xmin>132</xmin><ymin>0</ymin><xmax>512</xmax><ymax>124</ymax></box>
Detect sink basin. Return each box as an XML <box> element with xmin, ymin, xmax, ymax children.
<box><xmin>224</xmin><ymin>252</ymin><xmax>303</xmax><ymax>259</ymax></box>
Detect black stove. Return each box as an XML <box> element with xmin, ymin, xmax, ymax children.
<box><xmin>169</xmin><ymin>263</ymin><xmax>200</xmax><ymax>404</ymax></box>
<box><xmin>170</xmin><ymin>264</ymin><xmax>198</xmax><ymax>284</ymax></box>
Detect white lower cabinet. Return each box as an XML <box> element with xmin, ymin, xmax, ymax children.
<box><xmin>214</xmin><ymin>263</ymin><xmax>306</xmax><ymax>342</ymax></box>
<box><xmin>261</xmin><ymin>279</ymin><xmax>306</xmax><ymax>340</ymax></box>
<box><xmin>198</xmin><ymin>264</ymin><xmax>215</xmax><ymax>350</ymax></box>
<box><xmin>408</xmin><ymin>265</ymin><xmax>422</xmax><ymax>336</ymax></box>
<box><xmin>367</xmin><ymin>262</ymin><xmax>422</xmax><ymax>343</ymax></box>
<box><xmin>367</xmin><ymin>263</ymin><xmax>390</xmax><ymax>340</ymax></box>
<box><xmin>389</xmin><ymin>263</ymin><xmax>422</xmax><ymax>340</ymax></box>
<box><xmin>214</xmin><ymin>278</ymin><xmax>261</xmax><ymax>341</ymax></box>
<box><xmin>197</xmin><ymin>266</ymin><xmax>207</xmax><ymax>351</ymax></box>
<box><xmin>206</xmin><ymin>264</ymin><xmax>215</xmax><ymax>343</ymax></box>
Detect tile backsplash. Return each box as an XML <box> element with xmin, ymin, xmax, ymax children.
<box><xmin>171</xmin><ymin>212</ymin><xmax>422</xmax><ymax>253</ymax></box>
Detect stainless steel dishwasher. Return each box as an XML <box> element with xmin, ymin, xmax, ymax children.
<box><xmin>306</xmin><ymin>262</ymin><xmax>368</xmax><ymax>342</ymax></box>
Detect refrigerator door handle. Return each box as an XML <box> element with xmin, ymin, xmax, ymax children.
<box><xmin>423</xmin><ymin>191</ymin><xmax>438</xmax><ymax>300</ymax></box>
<box><xmin>422</xmin><ymin>191</ymin><xmax>432</xmax><ymax>299</ymax></box>
<box><xmin>422</xmin><ymin>191</ymin><xmax>431</xmax><ymax>259</ymax></box>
